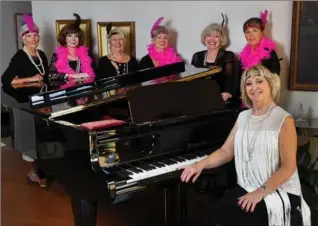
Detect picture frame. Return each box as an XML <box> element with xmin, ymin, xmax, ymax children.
<box><xmin>14</xmin><ymin>13</ymin><xmax>25</xmax><ymax>50</ymax></box>
<box><xmin>289</xmin><ymin>1</ymin><xmax>318</xmax><ymax>91</ymax></box>
<box><xmin>55</xmin><ymin>19</ymin><xmax>91</xmax><ymax>48</ymax></box>
<box><xmin>97</xmin><ymin>21</ymin><xmax>136</xmax><ymax>58</ymax></box>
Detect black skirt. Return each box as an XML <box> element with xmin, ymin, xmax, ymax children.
<box><xmin>213</xmin><ymin>185</ymin><xmax>301</xmax><ymax>226</ymax></box>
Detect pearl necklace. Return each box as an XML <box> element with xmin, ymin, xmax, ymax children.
<box><xmin>242</xmin><ymin>102</ymin><xmax>276</xmax><ymax>162</ymax></box>
<box><xmin>110</xmin><ymin>53</ymin><xmax>128</xmax><ymax>75</ymax></box>
<box><xmin>23</xmin><ymin>47</ymin><xmax>45</xmax><ymax>76</ymax></box>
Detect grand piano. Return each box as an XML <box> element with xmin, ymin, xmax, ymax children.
<box><xmin>1</xmin><ymin>62</ymin><xmax>238</xmax><ymax>226</ymax></box>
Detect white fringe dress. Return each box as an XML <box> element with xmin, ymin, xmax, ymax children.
<box><xmin>234</xmin><ymin>106</ymin><xmax>311</xmax><ymax>226</ymax></box>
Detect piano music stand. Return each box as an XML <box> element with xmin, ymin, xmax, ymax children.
<box><xmin>126</xmin><ymin>79</ymin><xmax>226</xmax><ymax>125</ymax></box>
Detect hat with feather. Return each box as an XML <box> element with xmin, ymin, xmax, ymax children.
<box><xmin>106</xmin><ymin>23</ymin><xmax>126</xmax><ymax>40</ymax></box>
<box><xmin>20</xmin><ymin>14</ymin><xmax>39</xmax><ymax>37</ymax></box>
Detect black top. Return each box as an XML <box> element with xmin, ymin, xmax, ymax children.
<box><xmin>1</xmin><ymin>49</ymin><xmax>49</xmax><ymax>85</ymax></box>
<box><xmin>96</xmin><ymin>56</ymin><xmax>139</xmax><ymax>80</ymax></box>
<box><xmin>139</xmin><ymin>54</ymin><xmax>155</xmax><ymax>70</ymax></box>
<box><xmin>191</xmin><ymin>49</ymin><xmax>236</xmax><ymax>95</ymax></box>
<box><xmin>48</xmin><ymin>52</ymin><xmax>96</xmax><ymax>83</ymax></box>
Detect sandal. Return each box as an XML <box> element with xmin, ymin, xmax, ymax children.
<box><xmin>27</xmin><ymin>172</ymin><xmax>47</xmax><ymax>188</ymax></box>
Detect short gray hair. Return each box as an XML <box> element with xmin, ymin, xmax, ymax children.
<box><xmin>240</xmin><ymin>65</ymin><xmax>281</xmax><ymax>108</ymax></box>
<box><xmin>151</xmin><ymin>25</ymin><xmax>169</xmax><ymax>39</ymax></box>
<box><xmin>201</xmin><ymin>23</ymin><xmax>228</xmax><ymax>47</ymax></box>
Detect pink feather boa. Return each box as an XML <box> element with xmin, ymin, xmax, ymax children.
<box><xmin>239</xmin><ymin>36</ymin><xmax>276</xmax><ymax>70</ymax></box>
<box><xmin>55</xmin><ymin>46</ymin><xmax>95</xmax><ymax>89</ymax></box>
<box><xmin>147</xmin><ymin>43</ymin><xmax>181</xmax><ymax>84</ymax></box>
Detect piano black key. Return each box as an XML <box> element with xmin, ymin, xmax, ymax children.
<box><xmin>181</xmin><ymin>154</ymin><xmax>195</xmax><ymax>160</ymax></box>
<box><xmin>159</xmin><ymin>158</ymin><xmax>176</xmax><ymax>165</ymax></box>
<box><xmin>142</xmin><ymin>159</ymin><xmax>165</xmax><ymax>168</ymax></box>
<box><xmin>138</xmin><ymin>164</ymin><xmax>155</xmax><ymax>171</ymax></box>
<box><xmin>118</xmin><ymin>164</ymin><xmax>142</xmax><ymax>173</ymax></box>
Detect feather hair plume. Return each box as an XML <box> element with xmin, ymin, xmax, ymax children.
<box><xmin>73</xmin><ymin>13</ymin><xmax>82</xmax><ymax>27</ymax></box>
<box><xmin>260</xmin><ymin>9</ymin><xmax>268</xmax><ymax>26</ymax></box>
<box><xmin>23</xmin><ymin>14</ymin><xmax>36</xmax><ymax>31</ymax></box>
<box><xmin>151</xmin><ymin>17</ymin><xmax>164</xmax><ymax>37</ymax></box>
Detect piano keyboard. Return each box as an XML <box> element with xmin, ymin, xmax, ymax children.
<box><xmin>104</xmin><ymin>151</ymin><xmax>209</xmax><ymax>184</ymax></box>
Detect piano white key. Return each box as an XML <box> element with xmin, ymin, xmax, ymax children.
<box><xmin>126</xmin><ymin>154</ymin><xmax>208</xmax><ymax>184</ymax></box>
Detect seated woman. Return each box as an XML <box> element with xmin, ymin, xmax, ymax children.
<box><xmin>180</xmin><ymin>65</ymin><xmax>311</xmax><ymax>226</ymax></box>
<box><xmin>48</xmin><ymin>13</ymin><xmax>95</xmax><ymax>89</ymax></box>
<box><xmin>96</xmin><ymin>25</ymin><xmax>138</xmax><ymax>80</ymax></box>
<box><xmin>139</xmin><ymin>17</ymin><xmax>182</xmax><ymax>84</ymax></box>
<box><xmin>191</xmin><ymin>14</ymin><xmax>236</xmax><ymax>102</ymax></box>
<box><xmin>1</xmin><ymin>14</ymin><xmax>48</xmax><ymax>186</ymax></box>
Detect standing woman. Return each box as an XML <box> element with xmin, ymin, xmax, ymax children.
<box><xmin>48</xmin><ymin>13</ymin><xmax>95</xmax><ymax>89</ymax></box>
<box><xmin>96</xmin><ymin>24</ymin><xmax>139</xmax><ymax>80</ymax></box>
<box><xmin>191</xmin><ymin>14</ymin><xmax>236</xmax><ymax>102</ymax></box>
<box><xmin>139</xmin><ymin>17</ymin><xmax>182</xmax><ymax>83</ymax></box>
<box><xmin>1</xmin><ymin>14</ymin><xmax>49</xmax><ymax>186</ymax></box>
<box><xmin>237</xmin><ymin>10</ymin><xmax>281</xmax><ymax>108</ymax></box>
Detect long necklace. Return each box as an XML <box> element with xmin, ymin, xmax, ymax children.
<box><xmin>242</xmin><ymin>102</ymin><xmax>276</xmax><ymax>162</ymax></box>
<box><xmin>110</xmin><ymin>53</ymin><xmax>129</xmax><ymax>75</ymax></box>
<box><xmin>23</xmin><ymin>46</ymin><xmax>45</xmax><ymax>75</ymax></box>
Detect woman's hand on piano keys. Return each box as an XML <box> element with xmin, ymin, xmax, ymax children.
<box><xmin>180</xmin><ymin>164</ymin><xmax>203</xmax><ymax>183</ymax></box>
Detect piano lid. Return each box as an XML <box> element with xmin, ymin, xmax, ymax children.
<box><xmin>1</xmin><ymin>63</ymin><xmax>221</xmax><ymax>120</ymax></box>
<box><xmin>28</xmin><ymin>61</ymin><xmax>186</xmax><ymax>108</ymax></box>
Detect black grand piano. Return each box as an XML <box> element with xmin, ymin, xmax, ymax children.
<box><xmin>1</xmin><ymin>62</ymin><xmax>238</xmax><ymax>226</ymax></box>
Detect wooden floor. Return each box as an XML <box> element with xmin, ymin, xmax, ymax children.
<box><xmin>2</xmin><ymin>146</ymin><xmax>318</xmax><ymax>226</ymax></box>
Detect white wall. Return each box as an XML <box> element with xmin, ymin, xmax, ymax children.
<box><xmin>0</xmin><ymin>1</ymin><xmax>32</xmax><ymax>75</ymax></box>
<box><xmin>31</xmin><ymin>1</ymin><xmax>318</xmax><ymax>119</ymax></box>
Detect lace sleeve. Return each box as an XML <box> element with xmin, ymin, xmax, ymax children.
<box><xmin>223</xmin><ymin>52</ymin><xmax>236</xmax><ymax>95</ymax></box>
<box><xmin>48</xmin><ymin>53</ymin><xmax>67</xmax><ymax>82</ymax></box>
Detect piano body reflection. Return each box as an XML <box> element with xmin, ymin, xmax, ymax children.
<box><xmin>1</xmin><ymin>62</ymin><xmax>238</xmax><ymax>226</ymax></box>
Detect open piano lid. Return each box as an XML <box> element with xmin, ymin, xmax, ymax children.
<box><xmin>28</xmin><ymin>63</ymin><xmax>221</xmax><ymax>120</ymax></box>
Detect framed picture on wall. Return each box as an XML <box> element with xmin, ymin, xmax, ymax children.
<box><xmin>14</xmin><ymin>13</ymin><xmax>25</xmax><ymax>50</ymax></box>
<box><xmin>55</xmin><ymin>19</ymin><xmax>91</xmax><ymax>48</ymax></box>
<box><xmin>289</xmin><ymin>1</ymin><xmax>318</xmax><ymax>91</ymax></box>
<box><xmin>97</xmin><ymin>21</ymin><xmax>136</xmax><ymax>58</ymax></box>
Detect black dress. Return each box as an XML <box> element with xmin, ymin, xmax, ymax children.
<box><xmin>138</xmin><ymin>54</ymin><xmax>155</xmax><ymax>70</ymax></box>
<box><xmin>191</xmin><ymin>49</ymin><xmax>236</xmax><ymax>96</ymax></box>
<box><xmin>1</xmin><ymin>49</ymin><xmax>49</xmax><ymax>85</ymax></box>
<box><xmin>96</xmin><ymin>56</ymin><xmax>139</xmax><ymax>80</ymax></box>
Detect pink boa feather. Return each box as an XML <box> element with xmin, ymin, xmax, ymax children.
<box><xmin>55</xmin><ymin>46</ymin><xmax>95</xmax><ymax>89</ymax></box>
<box><xmin>147</xmin><ymin>43</ymin><xmax>181</xmax><ymax>84</ymax></box>
<box><xmin>239</xmin><ymin>36</ymin><xmax>276</xmax><ymax>70</ymax></box>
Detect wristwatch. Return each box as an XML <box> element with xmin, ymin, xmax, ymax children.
<box><xmin>260</xmin><ymin>184</ymin><xmax>268</xmax><ymax>195</ymax></box>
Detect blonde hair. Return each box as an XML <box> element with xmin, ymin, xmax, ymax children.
<box><xmin>240</xmin><ymin>65</ymin><xmax>281</xmax><ymax>108</ymax></box>
<box><xmin>108</xmin><ymin>27</ymin><xmax>126</xmax><ymax>39</ymax></box>
<box><xmin>201</xmin><ymin>23</ymin><xmax>228</xmax><ymax>48</ymax></box>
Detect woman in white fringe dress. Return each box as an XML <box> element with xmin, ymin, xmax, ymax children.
<box><xmin>180</xmin><ymin>65</ymin><xmax>311</xmax><ymax>226</ymax></box>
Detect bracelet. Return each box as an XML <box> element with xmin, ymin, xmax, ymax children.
<box><xmin>260</xmin><ymin>184</ymin><xmax>269</xmax><ymax>196</ymax></box>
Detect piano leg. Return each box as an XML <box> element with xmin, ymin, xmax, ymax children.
<box><xmin>70</xmin><ymin>197</ymin><xmax>98</xmax><ymax>226</ymax></box>
<box><xmin>164</xmin><ymin>182</ymin><xmax>188</xmax><ymax>226</ymax></box>
<box><xmin>177</xmin><ymin>183</ymin><xmax>188</xmax><ymax>226</ymax></box>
